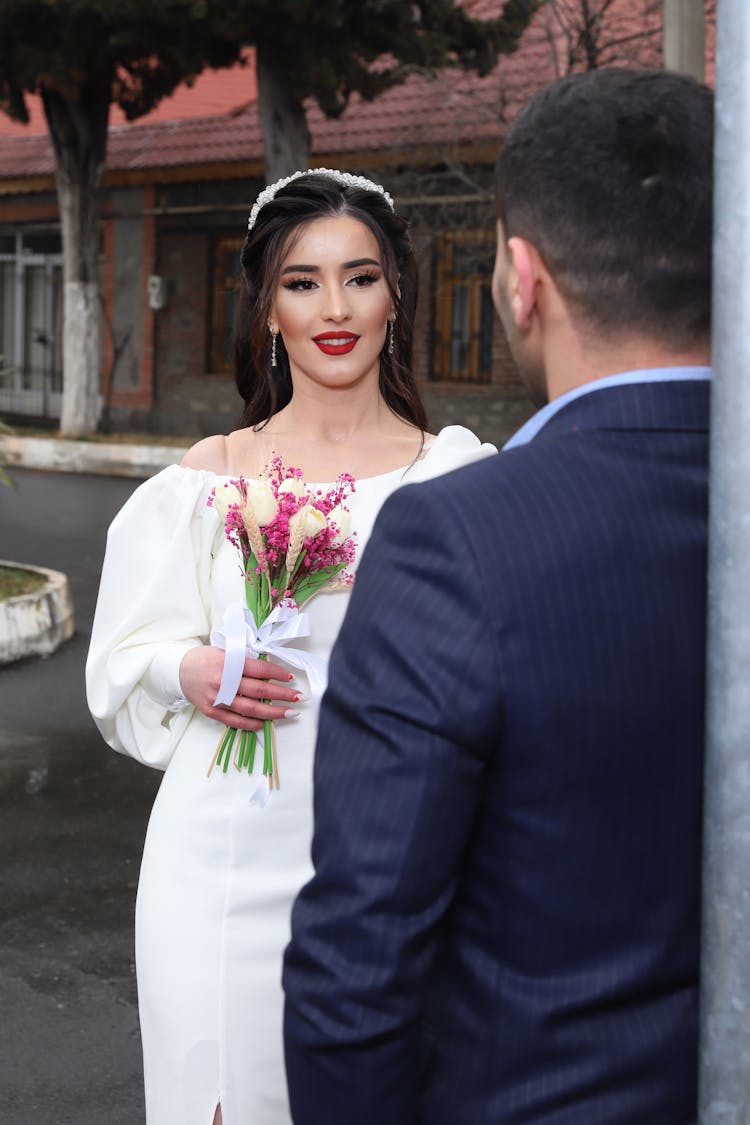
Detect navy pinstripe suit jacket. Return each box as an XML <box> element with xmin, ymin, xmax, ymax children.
<box><xmin>283</xmin><ymin>379</ymin><xmax>709</xmax><ymax>1124</ymax></box>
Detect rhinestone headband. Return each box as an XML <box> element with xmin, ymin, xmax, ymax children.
<box><xmin>247</xmin><ymin>167</ymin><xmax>395</xmax><ymax>231</ymax></box>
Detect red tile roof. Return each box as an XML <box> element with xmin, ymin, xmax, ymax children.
<box><xmin>0</xmin><ymin>51</ymin><xmax>256</xmax><ymax>139</ymax></box>
<box><xmin>0</xmin><ymin>64</ymin><xmax>509</xmax><ymax>183</ymax></box>
<box><xmin>0</xmin><ymin>3</ymin><xmax>714</xmax><ymax>188</ymax></box>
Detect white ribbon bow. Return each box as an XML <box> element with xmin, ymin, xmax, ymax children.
<box><xmin>210</xmin><ymin>602</ymin><xmax>328</xmax><ymax>706</ymax></box>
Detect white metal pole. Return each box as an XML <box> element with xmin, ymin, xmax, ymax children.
<box><xmin>663</xmin><ymin>0</ymin><xmax>706</xmax><ymax>80</ymax></box>
<box><xmin>699</xmin><ymin>1</ymin><xmax>750</xmax><ymax>1121</ymax></box>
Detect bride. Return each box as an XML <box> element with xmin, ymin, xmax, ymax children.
<box><xmin>86</xmin><ymin>169</ymin><xmax>496</xmax><ymax>1124</ymax></box>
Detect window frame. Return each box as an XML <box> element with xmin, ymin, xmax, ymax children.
<box><xmin>210</xmin><ymin>234</ymin><xmax>244</xmax><ymax>374</ymax></box>
<box><xmin>433</xmin><ymin>229</ymin><xmax>496</xmax><ymax>385</ymax></box>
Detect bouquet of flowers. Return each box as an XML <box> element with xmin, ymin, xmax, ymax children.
<box><xmin>206</xmin><ymin>456</ymin><xmax>356</xmax><ymax>789</ymax></box>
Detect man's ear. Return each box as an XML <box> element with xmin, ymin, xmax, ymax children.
<box><xmin>507</xmin><ymin>237</ymin><xmax>539</xmax><ymax>328</ymax></box>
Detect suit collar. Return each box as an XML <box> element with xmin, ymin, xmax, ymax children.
<box><xmin>505</xmin><ymin>368</ymin><xmax>711</xmax><ymax>448</ymax></box>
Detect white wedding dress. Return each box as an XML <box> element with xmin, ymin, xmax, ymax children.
<box><xmin>86</xmin><ymin>426</ymin><xmax>495</xmax><ymax>1125</ymax></box>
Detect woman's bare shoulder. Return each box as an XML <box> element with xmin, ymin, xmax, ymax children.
<box><xmin>180</xmin><ymin>434</ymin><xmax>229</xmax><ymax>473</ymax></box>
<box><xmin>179</xmin><ymin>428</ymin><xmax>272</xmax><ymax>476</ymax></box>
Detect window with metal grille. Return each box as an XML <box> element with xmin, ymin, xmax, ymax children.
<box><xmin>433</xmin><ymin>231</ymin><xmax>495</xmax><ymax>384</ymax></box>
<box><xmin>0</xmin><ymin>230</ymin><xmax>63</xmax><ymax>419</ymax></box>
<box><xmin>210</xmin><ymin>235</ymin><xmax>243</xmax><ymax>373</ymax></box>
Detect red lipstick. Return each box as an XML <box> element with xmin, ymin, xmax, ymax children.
<box><xmin>312</xmin><ymin>331</ymin><xmax>360</xmax><ymax>356</ymax></box>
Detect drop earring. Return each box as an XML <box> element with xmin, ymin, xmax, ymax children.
<box><xmin>388</xmin><ymin>318</ymin><xmax>395</xmax><ymax>355</ymax></box>
<box><xmin>270</xmin><ymin>329</ymin><xmax>278</xmax><ymax>368</ymax></box>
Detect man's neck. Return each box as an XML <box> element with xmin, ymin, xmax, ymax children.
<box><xmin>544</xmin><ymin>336</ymin><xmax>711</xmax><ymax>403</ymax></box>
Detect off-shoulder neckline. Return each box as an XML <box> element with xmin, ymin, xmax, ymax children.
<box><xmin>180</xmin><ymin>462</ymin><xmax>414</xmax><ymax>487</ymax></box>
<box><xmin>174</xmin><ymin>434</ymin><xmax>441</xmax><ymax>486</ymax></box>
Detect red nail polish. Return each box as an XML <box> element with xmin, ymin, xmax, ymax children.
<box><xmin>287</xmin><ymin>674</ymin><xmax>295</xmax><ymax>682</ymax></box>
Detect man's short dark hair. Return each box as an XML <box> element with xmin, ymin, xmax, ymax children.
<box><xmin>495</xmin><ymin>68</ymin><xmax>713</xmax><ymax>347</ymax></box>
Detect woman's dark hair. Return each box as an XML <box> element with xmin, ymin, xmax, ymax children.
<box><xmin>234</xmin><ymin>172</ymin><xmax>427</xmax><ymax>430</ymax></box>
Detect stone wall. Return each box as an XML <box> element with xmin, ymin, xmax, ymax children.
<box><xmin>109</xmin><ymin>372</ymin><xmax>534</xmax><ymax>449</ymax></box>
<box><xmin>154</xmin><ymin>231</ymin><xmax>211</xmax><ymax>387</ymax></box>
<box><xmin>423</xmin><ymin>385</ymin><xmax>533</xmax><ymax>447</ymax></box>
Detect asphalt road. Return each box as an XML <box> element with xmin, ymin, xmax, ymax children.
<box><xmin>0</xmin><ymin>468</ymin><xmax>160</xmax><ymax>1125</ymax></box>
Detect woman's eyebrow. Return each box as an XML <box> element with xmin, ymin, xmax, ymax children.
<box><xmin>280</xmin><ymin>257</ymin><xmax>381</xmax><ymax>275</ymax></box>
<box><xmin>281</xmin><ymin>263</ymin><xmax>318</xmax><ymax>274</ymax></box>
<box><xmin>342</xmin><ymin>258</ymin><xmax>380</xmax><ymax>269</ymax></box>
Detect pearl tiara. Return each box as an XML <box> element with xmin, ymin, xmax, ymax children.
<box><xmin>247</xmin><ymin>168</ymin><xmax>395</xmax><ymax>231</ymax></box>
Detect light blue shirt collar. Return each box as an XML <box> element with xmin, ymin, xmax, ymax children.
<box><xmin>503</xmin><ymin>366</ymin><xmax>712</xmax><ymax>451</ymax></box>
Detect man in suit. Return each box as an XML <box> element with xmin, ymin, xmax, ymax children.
<box><xmin>283</xmin><ymin>67</ymin><xmax>713</xmax><ymax>1124</ymax></box>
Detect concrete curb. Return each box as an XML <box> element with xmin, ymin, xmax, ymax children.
<box><xmin>0</xmin><ymin>437</ymin><xmax>184</xmax><ymax>666</ymax></box>
<box><xmin>0</xmin><ymin>561</ymin><xmax>75</xmax><ymax>665</ymax></box>
<box><xmin>1</xmin><ymin>435</ymin><xmax>188</xmax><ymax>478</ymax></box>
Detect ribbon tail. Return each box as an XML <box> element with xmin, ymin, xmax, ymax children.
<box><xmin>212</xmin><ymin>602</ymin><xmax>252</xmax><ymax>706</ymax></box>
<box><xmin>263</xmin><ymin>643</ymin><xmax>329</xmax><ymax>698</ymax></box>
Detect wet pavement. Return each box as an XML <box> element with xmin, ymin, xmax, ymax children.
<box><xmin>0</xmin><ymin>469</ymin><xmax>160</xmax><ymax>1124</ymax></box>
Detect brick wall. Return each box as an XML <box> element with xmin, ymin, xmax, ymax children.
<box><xmin>112</xmin><ymin>193</ymin><xmax>533</xmax><ymax>446</ymax></box>
<box><xmin>155</xmin><ymin>230</ymin><xmax>210</xmax><ymax>391</ymax></box>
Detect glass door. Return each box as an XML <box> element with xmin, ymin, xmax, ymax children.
<box><xmin>0</xmin><ymin>232</ymin><xmax>63</xmax><ymax>418</ymax></box>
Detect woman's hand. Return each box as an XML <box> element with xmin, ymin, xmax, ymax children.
<box><xmin>179</xmin><ymin>645</ymin><xmax>302</xmax><ymax>731</ymax></box>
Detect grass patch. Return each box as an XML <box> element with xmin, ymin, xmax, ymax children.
<box><xmin>0</xmin><ymin>565</ymin><xmax>47</xmax><ymax>600</ymax></box>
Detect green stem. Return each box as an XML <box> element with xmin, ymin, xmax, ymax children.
<box><xmin>220</xmin><ymin>727</ymin><xmax>236</xmax><ymax>773</ymax></box>
<box><xmin>245</xmin><ymin>730</ymin><xmax>257</xmax><ymax>773</ymax></box>
<box><xmin>263</xmin><ymin>719</ymin><xmax>273</xmax><ymax>777</ymax></box>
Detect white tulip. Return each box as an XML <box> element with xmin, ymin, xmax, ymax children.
<box><xmin>289</xmin><ymin>505</ymin><xmax>327</xmax><ymax>540</ymax></box>
<box><xmin>302</xmin><ymin>506</ymin><xmax>327</xmax><ymax>537</ymax></box>
<box><xmin>243</xmin><ymin>481</ymin><xmax>279</xmax><ymax>527</ymax></box>
<box><xmin>278</xmin><ymin>477</ymin><xmax>308</xmax><ymax>501</ymax></box>
<box><xmin>327</xmin><ymin>505</ymin><xmax>351</xmax><ymax>546</ymax></box>
<box><xmin>213</xmin><ymin>482</ymin><xmax>244</xmax><ymax>520</ymax></box>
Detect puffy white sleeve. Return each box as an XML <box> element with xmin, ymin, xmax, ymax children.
<box><xmin>410</xmin><ymin>424</ymin><xmax>497</xmax><ymax>483</ymax></box>
<box><xmin>85</xmin><ymin>465</ymin><xmax>220</xmax><ymax>771</ymax></box>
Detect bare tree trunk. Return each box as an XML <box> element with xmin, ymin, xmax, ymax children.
<box><xmin>42</xmin><ymin>79</ymin><xmax>109</xmax><ymax>436</ymax></box>
<box><xmin>256</xmin><ymin>46</ymin><xmax>311</xmax><ymax>183</ymax></box>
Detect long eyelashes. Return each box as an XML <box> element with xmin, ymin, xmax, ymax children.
<box><xmin>348</xmin><ymin>272</ymin><xmax>380</xmax><ymax>288</ymax></box>
<box><xmin>282</xmin><ymin>278</ymin><xmax>317</xmax><ymax>291</ymax></box>
<box><xmin>281</xmin><ymin>271</ymin><xmax>381</xmax><ymax>292</ymax></box>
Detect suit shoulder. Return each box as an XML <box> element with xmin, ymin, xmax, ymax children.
<box><xmin>397</xmin><ymin>442</ymin><xmax>545</xmax><ymax>505</ymax></box>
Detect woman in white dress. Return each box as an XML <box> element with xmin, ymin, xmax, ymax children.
<box><xmin>86</xmin><ymin>170</ymin><xmax>495</xmax><ymax>1125</ymax></box>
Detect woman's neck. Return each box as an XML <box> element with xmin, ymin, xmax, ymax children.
<box><xmin>234</xmin><ymin>383</ymin><xmax>425</xmax><ymax>481</ymax></box>
<box><xmin>266</xmin><ymin>382</ymin><xmax>404</xmax><ymax>443</ymax></box>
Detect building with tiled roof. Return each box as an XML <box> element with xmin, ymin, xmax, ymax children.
<box><xmin>0</xmin><ymin>2</ymin><xmax>715</xmax><ymax>439</ymax></box>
